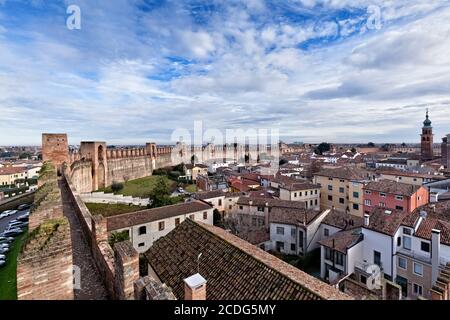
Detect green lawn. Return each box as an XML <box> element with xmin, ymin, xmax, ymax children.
<box><xmin>99</xmin><ymin>175</ymin><xmax>176</xmax><ymax>198</ymax></box>
<box><xmin>85</xmin><ymin>203</ymin><xmax>146</xmax><ymax>217</ymax></box>
<box><xmin>0</xmin><ymin>231</ymin><xmax>27</xmax><ymax>300</ymax></box>
<box><xmin>184</xmin><ymin>184</ymin><xmax>197</xmax><ymax>193</ymax></box>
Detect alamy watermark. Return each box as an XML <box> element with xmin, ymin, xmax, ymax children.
<box><xmin>66</xmin><ymin>5</ymin><xmax>81</xmax><ymax>30</ymax></box>
<box><xmin>170</xmin><ymin>121</ymin><xmax>280</xmax><ymax>175</ymax></box>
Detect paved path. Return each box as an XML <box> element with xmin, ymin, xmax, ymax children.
<box><xmin>59</xmin><ymin>178</ymin><xmax>109</xmax><ymax>300</ymax></box>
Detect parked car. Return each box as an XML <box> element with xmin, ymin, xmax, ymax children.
<box><xmin>1</xmin><ymin>229</ymin><xmax>23</xmax><ymax>237</ymax></box>
<box><xmin>0</xmin><ymin>236</ymin><xmax>14</xmax><ymax>243</ymax></box>
<box><xmin>17</xmin><ymin>215</ymin><xmax>29</xmax><ymax>222</ymax></box>
<box><xmin>0</xmin><ymin>243</ymin><xmax>10</xmax><ymax>249</ymax></box>
<box><xmin>0</xmin><ymin>210</ymin><xmax>12</xmax><ymax>218</ymax></box>
<box><xmin>2</xmin><ymin>210</ymin><xmax>17</xmax><ymax>217</ymax></box>
<box><xmin>0</xmin><ymin>254</ymin><xmax>5</xmax><ymax>260</ymax></box>
<box><xmin>0</xmin><ymin>259</ymin><xmax>6</xmax><ymax>267</ymax></box>
<box><xmin>9</xmin><ymin>222</ymin><xmax>28</xmax><ymax>230</ymax></box>
<box><xmin>17</xmin><ymin>204</ymin><xmax>31</xmax><ymax>210</ymax></box>
<box><xmin>0</xmin><ymin>239</ymin><xmax>13</xmax><ymax>246</ymax></box>
<box><xmin>0</xmin><ymin>247</ymin><xmax>9</xmax><ymax>254</ymax></box>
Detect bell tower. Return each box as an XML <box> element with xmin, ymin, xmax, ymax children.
<box><xmin>420</xmin><ymin>109</ymin><xmax>434</xmax><ymax>162</ymax></box>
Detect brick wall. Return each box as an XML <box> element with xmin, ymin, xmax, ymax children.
<box><xmin>42</xmin><ymin>134</ymin><xmax>69</xmax><ymax>173</ymax></box>
<box><xmin>17</xmin><ymin>162</ymin><xmax>74</xmax><ymax>300</ymax></box>
<box><xmin>113</xmin><ymin>241</ymin><xmax>139</xmax><ymax>300</ymax></box>
<box><xmin>17</xmin><ymin>218</ymin><xmax>74</xmax><ymax>300</ymax></box>
<box><xmin>63</xmin><ymin>169</ymin><xmax>141</xmax><ymax>299</ymax></box>
<box><xmin>0</xmin><ymin>191</ymin><xmax>34</xmax><ymax>212</ymax></box>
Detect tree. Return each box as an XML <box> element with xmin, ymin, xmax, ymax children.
<box><xmin>173</xmin><ymin>163</ymin><xmax>185</xmax><ymax>173</ymax></box>
<box><xmin>401</xmin><ymin>142</ymin><xmax>407</xmax><ymax>147</ymax></box>
<box><xmin>213</xmin><ymin>209</ymin><xmax>222</xmax><ymax>225</ymax></box>
<box><xmin>314</xmin><ymin>142</ymin><xmax>331</xmax><ymax>155</ymax></box>
<box><xmin>351</xmin><ymin>147</ymin><xmax>357</xmax><ymax>153</ymax></box>
<box><xmin>367</xmin><ymin>142</ymin><xmax>375</xmax><ymax>148</ymax></box>
<box><xmin>19</xmin><ymin>152</ymin><xmax>32</xmax><ymax>159</ymax></box>
<box><xmin>150</xmin><ymin>176</ymin><xmax>174</xmax><ymax>208</ymax></box>
<box><xmin>108</xmin><ymin>230</ymin><xmax>130</xmax><ymax>246</ymax></box>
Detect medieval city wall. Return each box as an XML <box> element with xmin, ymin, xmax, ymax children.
<box><xmin>17</xmin><ymin>162</ymin><xmax>74</xmax><ymax>300</ymax></box>
<box><xmin>69</xmin><ymin>160</ymin><xmax>93</xmax><ymax>193</ymax></box>
<box><xmin>155</xmin><ymin>152</ymin><xmax>174</xmax><ymax>170</ymax></box>
<box><xmin>107</xmin><ymin>156</ymin><xmax>153</xmax><ymax>183</ymax></box>
<box><xmin>63</xmin><ymin>169</ymin><xmax>140</xmax><ymax>299</ymax></box>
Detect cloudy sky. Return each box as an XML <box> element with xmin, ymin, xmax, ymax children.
<box><xmin>1</xmin><ymin>0</ymin><xmax>450</xmax><ymax>146</ymax></box>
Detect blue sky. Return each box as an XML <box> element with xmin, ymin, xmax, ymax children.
<box><xmin>1</xmin><ymin>0</ymin><xmax>450</xmax><ymax>145</ymax></box>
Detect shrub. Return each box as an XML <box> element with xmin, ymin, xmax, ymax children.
<box><xmin>153</xmin><ymin>168</ymin><xmax>167</xmax><ymax>176</ymax></box>
<box><xmin>169</xmin><ymin>171</ymin><xmax>181</xmax><ymax>180</ymax></box>
<box><xmin>111</xmin><ymin>181</ymin><xmax>124</xmax><ymax>192</ymax></box>
<box><xmin>108</xmin><ymin>230</ymin><xmax>130</xmax><ymax>246</ymax></box>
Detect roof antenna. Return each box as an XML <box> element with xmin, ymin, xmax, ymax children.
<box><xmin>197</xmin><ymin>252</ymin><xmax>202</xmax><ymax>274</ymax></box>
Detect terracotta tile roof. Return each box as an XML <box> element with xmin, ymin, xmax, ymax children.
<box><xmin>315</xmin><ymin>167</ymin><xmax>371</xmax><ymax>181</ymax></box>
<box><xmin>406</xmin><ymin>201</ymin><xmax>450</xmax><ymax>245</ymax></box>
<box><xmin>248</xmin><ymin>190</ymin><xmax>276</xmax><ymax>199</ymax></box>
<box><xmin>365</xmin><ymin>207</ymin><xmax>409</xmax><ymax>236</ymax></box>
<box><xmin>144</xmin><ymin>219</ymin><xmax>352</xmax><ymax>300</ymax></box>
<box><xmin>321</xmin><ymin>210</ymin><xmax>363</xmax><ymax>230</ymax></box>
<box><xmin>237</xmin><ymin>196</ymin><xmax>306</xmax><ymax>209</ymax></box>
<box><xmin>0</xmin><ymin>167</ymin><xmax>27</xmax><ymax>175</ymax></box>
<box><xmin>319</xmin><ymin>229</ymin><xmax>363</xmax><ymax>254</ymax></box>
<box><xmin>269</xmin><ymin>207</ymin><xmax>322</xmax><ymax>226</ymax></box>
<box><xmin>411</xmin><ymin>201</ymin><xmax>450</xmax><ymax>222</ymax></box>
<box><xmin>415</xmin><ymin>218</ymin><xmax>450</xmax><ymax>245</ymax></box>
<box><xmin>193</xmin><ymin>190</ymin><xmax>244</xmax><ymax>200</ymax></box>
<box><xmin>229</xmin><ymin>180</ymin><xmax>253</xmax><ymax>192</ymax></box>
<box><xmin>378</xmin><ymin>169</ymin><xmax>446</xmax><ymax>180</ymax></box>
<box><xmin>364</xmin><ymin>179</ymin><xmax>421</xmax><ymax>197</ymax></box>
<box><xmin>280</xmin><ymin>182</ymin><xmax>321</xmax><ymax>191</ymax></box>
<box><xmin>106</xmin><ymin>200</ymin><xmax>212</xmax><ymax>231</ymax></box>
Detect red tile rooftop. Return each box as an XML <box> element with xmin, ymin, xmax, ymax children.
<box><xmin>364</xmin><ymin>179</ymin><xmax>421</xmax><ymax>197</ymax></box>
<box><xmin>144</xmin><ymin>219</ymin><xmax>352</xmax><ymax>300</ymax></box>
<box><xmin>319</xmin><ymin>229</ymin><xmax>363</xmax><ymax>254</ymax></box>
<box><xmin>0</xmin><ymin>167</ymin><xmax>27</xmax><ymax>175</ymax></box>
<box><xmin>106</xmin><ymin>200</ymin><xmax>212</xmax><ymax>231</ymax></box>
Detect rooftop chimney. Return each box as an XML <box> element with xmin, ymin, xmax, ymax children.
<box><xmin>431</xmin><ymin>229</ymin><xmax>441</xmax><ymax>285</ymax></box>
<box><xmin>364</xmin><ymin>214</ymin><xmax>370</xmax><ymax>227</ymax></box>
<box><xmin>184</xmin><ymin>273</ymin><xmax>207</xmax><ymax>300</ymax></box>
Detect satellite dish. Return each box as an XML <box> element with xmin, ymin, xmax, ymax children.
<box><xmin>366</xmin><ymin>264</ymin><xmax>382</xmax><ymax>290</ymax></box>
<box><xmin>420</xmin><ymin>211</ymin><xmax>427</xmax><ymax>219</ymax></box>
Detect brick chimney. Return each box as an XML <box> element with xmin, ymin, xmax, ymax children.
<box><xmin>431</xmin><ymin>229</ymin><xmax>441</xmax><ymax>285</ymax></box>
<box><xmin>364</xmin><ymin>214</ymin><xmax>370</xmax><ymax>227</ymax></box>
<box><xmin>184</xmin><ymin>273</ymin><xmax>207</xmax><ymax>300</ymax></box>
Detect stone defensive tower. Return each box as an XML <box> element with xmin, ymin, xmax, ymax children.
<box><xmin>79</xmin><ymin>141</ymin><xmax>108</xmax><ymax>190</ymax></box>
<box><xmin>42</xmin><ymin>133</ymin><xmax>69</xmax><ymax>174</ymax></box>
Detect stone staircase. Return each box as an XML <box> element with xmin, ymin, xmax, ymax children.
<box><xmin>430</xmin><ymin>263</ymin><xmax>450</xmax><ymax>300</ymax></box>
<box><xmin>80</xmin><ymin>191</ymin><xmax>150</xmax><ymax>206</ymax></box>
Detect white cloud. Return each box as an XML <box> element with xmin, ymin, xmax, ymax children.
<box><xmin>1</xmin><ymin>0</ymin><xmax>450</xmax><ymax>145</ymax></box>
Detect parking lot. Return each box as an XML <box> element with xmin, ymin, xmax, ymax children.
<box><xmin>0</xmin><ymin>209</ymin><xmax>28</xmax><ymax>235</ymax></box>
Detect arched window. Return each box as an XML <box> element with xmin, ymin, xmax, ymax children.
<box><xmin>98</xmin><ymin>145</ymin><xmax>104</xmax><ymax>162</ymax></box>
<box><xmin>138</xmin><ymin>226</ymin><xmax>147</xmax><ymax>235</ymax></box>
